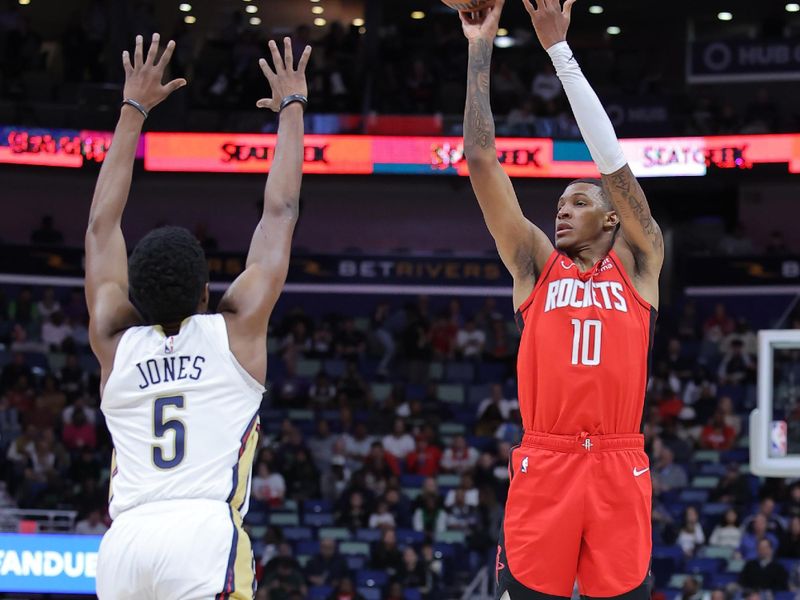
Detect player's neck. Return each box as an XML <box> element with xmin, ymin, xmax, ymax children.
<box><xmin>568</xmin><ymin>243</ymin><xmax>611</xmax><ymax>273</ymax></box>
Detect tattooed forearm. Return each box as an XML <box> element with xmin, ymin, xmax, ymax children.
<box><xmin>602</xmin><ymin>166</ymin><xmax>664</xmax><ymax>254</ymax></box>
<box><xmin>464</xmin><ymin>39</ymin><xmax>496</xmax><ymax>155</ymax></box>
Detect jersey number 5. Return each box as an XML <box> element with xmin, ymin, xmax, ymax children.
<box><xmin>570</xmin><ymin>319</ymin><xmax>602</xmax><ymax>366</ymax></box>
<box><xmin>152</xmin><ymin>395</ymin><xmax>186</xmax><ymax>469</ymax></box>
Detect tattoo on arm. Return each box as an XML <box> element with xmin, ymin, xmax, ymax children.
<box><xmin>464</xmin><ymin>39</ymin><xmax>495</xmax><ymax>153</ymax></box>
<box><xmin>604</xmin><ymin>168</ymin><xmax>663</xmax><ymax>254</ymax></box>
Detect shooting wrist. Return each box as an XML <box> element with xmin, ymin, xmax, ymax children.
<box><xmin>121</xmin><ymin>98</ymin><xmax>149</xmax><ymax>120</ymax></box>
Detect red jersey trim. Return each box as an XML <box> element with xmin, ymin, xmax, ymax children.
<box><xmin>607</xmin><ymin>250</ymin><xmax>653</xmax><ymax>313</ymax></box>
<box><xmin>516</xmin><ymin>250</ymin><xmax>559</xmax><ymax>317</ymax></box>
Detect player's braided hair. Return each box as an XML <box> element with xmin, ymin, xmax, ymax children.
<box><xmin>128</xmin><ymin>226</ymin><xmax>209</xmax><ymax>325</ymax></box>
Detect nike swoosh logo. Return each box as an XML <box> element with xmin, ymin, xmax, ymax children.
<box><xmin>561</xmin><ymin>260</ymin><xmax>575</xmax><ymax>270</ymax></box>
<box><xmin>633</xmin><ymin>467</ymin><xmax>649</xmax><ymax>477</ymax></box>
<box><xmin>568</xmin><ymin>54</ymin><xmax>575</xmax><ymax>62</ymax></box>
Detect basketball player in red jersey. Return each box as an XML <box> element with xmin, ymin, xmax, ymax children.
<box><xmin>460</xmin><ymin>0</ymin><xmax>663</xmax><ymax>598</ymax></box>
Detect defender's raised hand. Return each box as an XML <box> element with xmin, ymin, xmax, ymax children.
<box><xmin>122</xmin><ymin>34</ymin><xmax>186</xmax><ymax>112</ymax></box>
<box><xmin>459</xmin><ymin>0</ymin><xmax>505</xmax><ymax>42</ymax></box>
<box><xmin>522</xmin><ymin>0</ymin><xmax>576</xmax><ymax>50</ymax></box>
<box><xmin>257</xmin><ymin>37</ymin><xmax>312</xmax><ymax>112</ymax></box>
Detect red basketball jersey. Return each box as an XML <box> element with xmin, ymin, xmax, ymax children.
<box><xmin>515</xmin><ymin>249</ymin><xmax>657</xmax><ymax>435</ymax></box>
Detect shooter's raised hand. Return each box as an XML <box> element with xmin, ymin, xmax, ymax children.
<box><xmin>122</xmin><ymin>33</ymin><xmax>186</xmax><ymax>112</ymax></box>
<box><xmin>522</xmin><ymin>0</ymin><xmax>576</xmax><ymax>50</ymax></box>
<box><xmin>459</xmin><ymin>0</ymin><xmax>506</xmax><ymax>42</ymax></box>
<box><xmin>257</xmin><ymin>37</ymin><xmax>312</xmax><ymax>112</ymax></box>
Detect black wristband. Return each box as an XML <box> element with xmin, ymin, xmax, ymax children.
<box><xmin>279</xmin><ymin>94</ymin><xmax>308</xmax><ymax>113</ymax></box>
<box><xmin>121</xmin><ymin>99</ymin><xmax>149</xmax><ymax>119</ymax></box>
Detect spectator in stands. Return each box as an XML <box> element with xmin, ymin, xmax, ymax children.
<box><xmin>699</xmin><ymin>410</ymin><xmax>737</xmax><ymax>450</ymax></box>
<box><xmin>445</xmin><ymin>474</ymin><xmax>479</xmax><ymax>508</ymax></box>
<box><xmin>30</xmin><ymin>215</ymin><xmax>64</xmax><ymax>246</ymax></box>
<box><xmin>678</xmin><ymin>575</ymin><xmax>702</xmax><ymax>600</ymax></box>
<box><xmin>709</xmin><ymin>508</ymin><xmax>743</xmax><ymax>550</ymax></box>
<box><xmin>326</xmin><ymin>577</ymin><xmax>365</xmax><ymax>600</ymax></box>
<box><xmin>740</xmin><ymin>514</ymin><xmax>781</xmax><ymax>560</ymax></box>
<box><xmin>260</xmin><ymin>545</ymin><xmax>308</xmax><ymax>600</ymax></box>
<box><xmin>8</xmin><ymin>288</ymin><xmax>37</xmax><ymax>332</ymax></box>
<box><xmin>440</xmin><ymin>435</ymin><xmax>479</xmax><ymax>474</ymax></box>
<box><xmin>321</xmin><ymin>454</ymin><xmax>351</xmax><ymax>501</ymax></box>
<box><xmin>343</xmin><ymin>421</ymin><xmax>373</xmax><ymax>463</ymax></box>
<box><xmin>335</xmin><ymin>318</ymin><xmax>366</xmax><ymax>360</ymax></box>
<box><xmin>430</xmin><ymin>311</ymin><xmax>457</xmax><ymax>360</ymax></box>
<box><xmin>455</xmin><ymin>319</ymin><xmax>485</xmax><ymax>360</ymax></box>
<box><xmin>779</xmin><ymin>515</ymin><xmax>800</xmax><ymax>558</ymax></box>
<box><xmin>309</xmin><ymin>321</ymin><xmax>334</xmax><ymax>359</ymax></box>
<box><xmin>33</xmin><ymin>374</ymin><xmax>66</xmax><ymax>430</ymax></box>
<box><xmin>738</xmin><ymin>538</ymin><xmax>788</xmax><ymax>591</ymax></box>
<box><xmin>369</xmin><ymin>499</ymin><xmax>396</xmax><ymax>530</ymax></box>
<box><xmin>405</xmin><ymin>436</ymin><xmax>442</xmax><ymax>477</ymax></box>
<box><xmin>787</xmin><ymin>483</ymin><xmax>800</xmax><ymax>519</ymax></box>
<box><xmin>383</xmin><ymin>487</ymin><xmax>412</xmax><ymax>529</ymax></box>
<box><xmin>337</xmin><ymin>362</ymin><xmax>368</xmax><ymax>408</ymax></box>
<box><xmin>676</xmin><ymin>506</ymin><xmax>706</xmax><ymax>557</ymax></box>
<box><xmin>663</xmin><ymin>338</ymin><xmax>694</xmax><ymax>383</ymax></box>
<box><xmin>252</xmin><ymin>462</ymin><xmax>286</xmax><ymax>508</ymax></box>
<box><xmin>721</xmin><ymin>318</ymin><xmax>758</xmax><ymax>357</ymax></box>
<box><xmin>765</xmin><ymin>230</ymin><xmax>789</xmax><ymax>255</ymax></box>
<box><xmin>413</xmin><ymin>493</ymin><xmax>447</xmax><ymax>535</ymax></box>
<box><xmin>309</xmin><ymin>419</ymin><xmax>337</xmax><ymax>472</ymax></box>
<box><xmin>371</xmin><ymin>302</ymin><xmax>395</xmax><ymax>376</ymax></box>
<box><xmin>711</xmin><ymin>462</ymin><xmax>752</xmax><ymax>507</ymax></box>
<box><xmin>284</xmin><ymin>448</ymin><xmax>319</xmax><ymax>502</ymax></box>
<box><xmin>716</xmin><ymin>396</ymin><xmax>742</xmax><ymax>436</ymax></box>
<box><xmin>703</xmin><ymin>303</ymin><xmax>735</xmax><ymax>344</ymax></box>
<box><xmin>309</xmin><ymin>372</ymin><xmax>337</xmax><ymax>410</ymax></box>
<box><xmin>59</xmin><ymin>353</ymin><xmax>86</xmax><ymax>398</ymax></box>
<box><xmin>476</xmin><ymin>384</ymin><xmax>517</xmax><ymax>423</ymax></box>
<box><xmin>306</xmin><ymin>537</ymin><xmax>349</xmax><ymax>588</ymax></box>
<box><xmin>652</xmin><ymin>446</ymin><xmax>688</xmax><ymax>494</ymax></box>
<box><xmin>382</xmin><ymin>418</ymin><xmax>415</xmax><ymax>462</ymax></box>
<box><xmin>371</xmin><ymin>527</ymin><xmax>403</xmax><ymax>576</ymax></box>
<box><xmin>258</xmin><ymin>527</ymin><xmax>285</xmax><ymax>572</ymax></box>
<box><xmin>741</xmin><ymin>498</ymin><xmax>787</xmax><ymax>537</ymax></box>
<box><xmin>337</xmin><ymin>490</ymin><xmax>369</xmax><ymax>530</ymax></box>
<box><xmin>397</xmin><ymin>546</ymin><xmax>429</xmax><ymax>591</ymax></box>
<box><xmin>385</xmin><ymin>581</ymin><xmax>404</xmax><ymax>600</ymax></box>
<box><xmin>445</xmin><ymin>488</ymin><xmax>478</xmax><ymax>532</ymax></box>
<box><xmin>361</xmin><ymin>442</ymin><xmax>399</xmax><ymax>497</ymax></box>
<box><xmin>531</xmin><ymin>63</ymin><xmax>562</xmax><ymax>104</ymax></box>
<box><xmin>718</xmin><ymin>339</ymin><xmax>756</xmax><ymax>386</ymax></box>
<box><xmin>1</xmin><ymin>352</ymin><xmax>32</xmax><ymax>393</ymax></box>
<box><xmin>36</xmin><ymin>288</ymin><xmax>60</xmax><ymax>321</ymax></box>
<box><xmin>682</xmin><ymin>368</ymin><xmax>717</xmax><ymax>409</ymax></box>
<box><xmin>505</xmin><ymin>98</ymin><xmax>537</xmax><ymax>136</ymax></box>
<box><xmin>75</xmin><ymin>508</ymin><xmax>107</xmax><ymax>535</ymax></box>
<box><xmin>6</xmin><ymin>375</ymin><xmax>34</xmax><ymax>424</ymax></box>
<box><xmin>61</xmin><ymin>404</ymin><xmax>96</xmax><ymax>451</ymax></box>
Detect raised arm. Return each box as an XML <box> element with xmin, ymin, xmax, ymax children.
<box><xmin>219</xmin><ymin>38</ymin><xmax>311</xmax><ymax>377</ymax></box>
<box><xmin>85</xmin><ymin>34</ymin><xmax>186</xmax><ymax>375</ymax></box>
<box><xmin>523</xmin><ymin>0</ymin><xmax>663</xmax><ymax>303</ymax></box>
<box><xmin>461</xmin><ymin>0</ymin><xmax>553</xmax><ymax>311</ymax></box>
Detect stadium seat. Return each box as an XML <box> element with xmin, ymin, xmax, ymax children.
<box><xmin>404</xmin><ymin>590</ymin><xmax>423</xmax><ymax>600</ymax></box>
<box><xmin>700</xmin><ymin>503</ymin><xmax>730</xmax><ymax>517</ymax></box>
<box><xmin>685</xmin><ymin>557</ymin><xmax>724</xmax><ymax>575</ymax></box>
<box><xmin>400</xmin><ymin>474</ymin><xmax>425</xmax><ymax>488</ymax></box>
<box><xmin>308</xmin><ymin>586</ymin><xmax>333</xmax><ymax>600</ymax></box>
<box><xmin>709</xmin><ymin>572</ymin><xmax>738</xmax><ymax>588</ymax></box>
<box><xmin>396</xmin><ymin>528</ymin><xmax>426</xmax><ymax>546</ymax></box>
<box><xmin>428</xmin><ymin>362</ymin><xmax>444</xmax><ymax>381</ymax></box>
<box><xmin>318</xmin><ymin>527</ymin><xmax>350</xmax><ymax>541</ymax></box>
<box><xmin>340</xmin><ymin>541</ymin><xmax>370</xmax><ymax>556</ymax></box>
<box><xmin>697</xmin><ymin>545</ymin><xmax>735</xmax><ymax>560</ymax></box>
<box><xmin>370</xmin><ymin>383</ymin><xmax>392</xmax><ymax>402</ymax></box>
<box><xmin>778</xmin><ymin>558</ymin><xmax>799</xmax><ymax>575</ymax></box>
<box><xmin>287</xmin><ymin>409</ymin><xmax>314</xmax><ymax>421</ymax></box>
<box><xmin>295</xmin><ymin>540</ymin><xmax>320</xmax><ymax>556</ymax></box>
<box><xmin>304</xmin><ymin>513</ymin><xmax>335</xmax><ymax>528</ymax></box>
<box><xmin>304</xmin><ymin>499</ymin><xmax>334</xmax><ymax>514</ymax></box>
<box><xmin>679</xmin><ymin>489</ymin><xmax>709</xmax><ymax>504</ymax></box>
<box><xmin>355</xmin><ymin>528</ymin><xmax>382</xmax><ymax>543</ymax></box>
<box><xmin>440</xmin><ymin>423</ymin><xmax>466</xmax><ymax>437</ymax></box>
<box><xmin>725</xmin><ymin>558</ymin><xmax>745</xmax><ymax>573</ymax></box>
<box><xmin>437</xmin><ymin>384</ymin><xmax>465</xmax><ymax>404</ymax></box>
<box><xmin>323</xmin><ymin>359</ymin><xmax>346</xmax><ymax>378</ymax></box>
<box><xmin>445</xmin><ymin>362</ymin><xmax>475</xmax><ymax>383</ymax></box>
<box><xmin>436</xmin><ymin>474</ymin><xmax>461</xmax><ymax>489</ymax></box>
<box><xmin>283</xmin><ymin>526</ymin><xmax>314</xmax><ymax>541</ymax></box>
<box><xmin>667</xmin><ymin>574</ymin><xmax>699</xmax><ymax>588</ymax></box>
<box><xmin>435</xmin><ymin>530</ymin><xmax>467</xmax><ymax>545</ymax></box>
<box><xmin>357</xmin><ymin>587</ymin><xmax>382</xmax><ymax>600</ymax></box>
<box><xmin>693</xmin><ymin>450</ymin><xmax>720</xmax><ymax>463</ymax></box>
<box><xmin>296</xmin><ymin>359</ymin><xmax>321</xmax><ymax>378</ymax></box>
<box><xmin>346</xmin><ymin>555</ymin><xmax>367</xmax><ymax>571</ymax></box>
<box><xmin>268</xmin><ymin>512</ymin><xmax>299</xmax><ymax>527</ymax></box>
<box><xmin>774</xmin><ymin>593</ymin><xmax>795</xmax><ymax>600</ymax></box>
<box><xmin>356</xmin><ymin>570</ymin><xmax>389</xmax><ymax>588</ymax></box>
<box><xmin>690</xmin><ymin>476</ymin><xmax>720</xmax><ymax>489</ymax></box>
<box><xmin>468</xmin><ymin>384</ymin><xmax>491</xmax><ymax>405</ymax></box>
<box><xmin>249</xmin><ymin>526</ymin><xmax>267</xmax><ymax>540</ymax></box>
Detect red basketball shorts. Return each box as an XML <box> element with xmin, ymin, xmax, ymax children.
<box><xmin>496</xmin><ymin>432</ymin><xmax>652</xmax><ymax>598</ymax></box>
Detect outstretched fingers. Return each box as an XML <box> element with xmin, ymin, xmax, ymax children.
<box><xmin>156</xmin><ymin>39</ymin><xmax>177</xmax><ymax>69</ymax></box>
<box><xmin>521</xmin><ymin>0</ymin><xmax>537</xmax><ymax>17</ymax></box>
<box><xmin>258</xmin><ymin>57</ymin><xmax>275</xmax><ymax>82</ymax></box>
<box><xmin>122</xmin><ymin>50</ymin><xmax>133</xmax><ymax>76</ymax></box>
<box><xmin>563</xmin><ymin>0</ymin><xmax>576</xmax><ymax>18</ymax></box>
<box><xmin>145</xmin><ymin>33</ymin><xmax>160</xmax><ymax>66</ymax></box>
<box><xmin>283</xmin><ymin>37</ymin><xmax>294</xmax><ymax>71</ymax></box>
<box><xmin>164</xmin><ymin>78</ymin><xmax>187</xmax><ymax>94</ymax></box>
<box><xmin>133</xmin><ymin>35</ymin><xmax>144</xmax><ymax>68</ymax></box>
<box><xmin>297</xmin><ymin>45</ymin><xmax>312</xmax><ymax>73</ymax></box>
<box><xmin>268</xmin><ymin>40</ymin><xmax>285</xmax><ymax>75</ymax></box>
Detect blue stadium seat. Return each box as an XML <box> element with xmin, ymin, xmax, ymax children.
<box><xmin>445</xmin><ymin>362</ymin><xmax>475</xmax><ymax>383</ymax></box>
<box><xmin>355</xmin><ymin>528</ymin><xmax>382</xmax><ymax>543</ymax></box>
<box><xmin>243</xmin><ymin>509</ymin><xmax>268</xmax><ymax>526</ymax></box>
<box><xmin>679</xmin><ymin>489</ymin><xmax>709</xmax><ymax>504</ymax></box>
<box><xmin>700</xmin><ymin>502</ymin><xmax>730</xmax><ymax>517</ymax></box>
<box><xmin>323</xmin><ymin>359</ymin><xmax>346</xmax><ymax>378</ymax></box>
<box><xmin>304</xmin><ymin>499</ymin><xmax>334</xmax><ymax>514</ymax></box>
<box><xmin>709</xmin><ymin>572</ymin><xmax>738</xmax><ymax>588</ymax></box>
<box><xmin>404</xmin><ymin>590</ymin><xmax>423</xmax><ymax>600</ymax></box>
<box><xmin>400</xmin><ymin>474</ymin><xmax>425</xmax><ymax>488</ymax></box>
<box><xmin>685</xmin><ymin>557</ymin><xmax>724</xmax><ymax>576</ymax></box>
<box><xmin>774</xmin><ymin>593</ymin><xmax>795</xmax><ymax>600</ymax></box>
<box><xmin>396</xmin><ymin>528</ymin><xmax>426</xmax><ymax>546</ymax></box>
<box><xmin>651</xmin><ymin>557</ymin><xmax>676</xmax><ymax>588</ymax></box>
<box><xmin>357</xmin><ymin>588</ymin><xmax>382</xmax><ymax>600</ymax></box>
<box><xmin>346</xmin><ymin>555</ymin><xmax>367</xmax><ymax>571</ymax></box>
<box><xmin>356</xmin><ymin>570</ymin><xmax>389</xmax><ymax>588</ymax></box>
<box><xmin>477</xmin><ymin>362</ymin><xmax>507</xmax><ymax>384</ymax></box>
<box><xmin>303</xmin><ymin>512</ymin><xmax>335</xmax><ymax>527</ymax></box>
<box><xmin>295</xmin><ymin>540</ymin><xmax>320</xmax><ymax>556</ymax></box>
<box><xmin>283</xmin><ymin>526</ymin><xmax>314</xmax><ymax>541</ymax></box>
<box><xmin>308</xmin><ymin>586</ymin><xmax>333</xmax><ymax>600</ymax></box>
<box><xmin>778</xmin><ymin>558</ymin><xmax>799</xmax><ymax>575</ymax></box>
<box><xmin>652</xmin><ymin>545</ymin><xmax>685</xmax><ymax>564</ymax></box>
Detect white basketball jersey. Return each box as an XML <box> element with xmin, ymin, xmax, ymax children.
<box><xmin>102</xmin><ymin>314</ymin><xmax>264</xmax><ymax>520</ymax></box>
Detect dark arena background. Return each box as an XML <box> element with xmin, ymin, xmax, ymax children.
<box><xmin>1</xmin><ymin>0</ymin><xmax>800</xmax><ymax>598</ymax></box>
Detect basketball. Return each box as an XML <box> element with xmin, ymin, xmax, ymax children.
<box><xmin>441</xmin><ymin>0</ymin><xmax>496</xmax><ymax>12</ymax></box>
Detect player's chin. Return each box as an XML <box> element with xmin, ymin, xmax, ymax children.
<box><xmin>554</xmin><ymin>234</ymin><xmax>574</xmax><ymax>250</ymax></box>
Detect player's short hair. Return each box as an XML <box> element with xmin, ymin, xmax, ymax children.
<box><xmin>128</xmin><ymin>226</ymin><xmax>209</xmax><ymax>325</ymax></box>
<box><xmin>567</xmin><ymin>178</ymin><xmax>612</xmax><ymax>211</ymax></box>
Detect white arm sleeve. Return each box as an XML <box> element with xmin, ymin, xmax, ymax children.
<box><xmin>546</xmin><ymin>41</ymin><xmax>627</xmax><ymax>175</ymax></box>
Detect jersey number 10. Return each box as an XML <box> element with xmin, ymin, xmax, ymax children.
<box><xmin>570</xmin><ymin>319</ymin><xmax>602</xmax><ymax>366</ymax></box>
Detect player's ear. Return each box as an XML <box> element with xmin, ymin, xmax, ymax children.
<box><xmin>200</xmin><ymin>283</ymin><xmax>210</xmax><ymax>310</ymax></box>
<box><xmin>604</xmin><ymin>210</ymin><xmax>619</xmax><ymax>231</ymax></box>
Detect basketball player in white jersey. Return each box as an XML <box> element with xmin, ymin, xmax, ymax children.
<box><xmin>86</xmin><ymin>34</ymin><xmax>311</xmax><ymax>599</ymax></box>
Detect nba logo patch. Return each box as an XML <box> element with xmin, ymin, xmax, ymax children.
<box><xmin>165</xmin><ymin>336</ymin><xmax>175</xmax><ymax>354</ymax></box>
<box><xmin>521</xmin><ymin>456</ymin><xmax>528</xmax><ymax>474</ymax></box>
